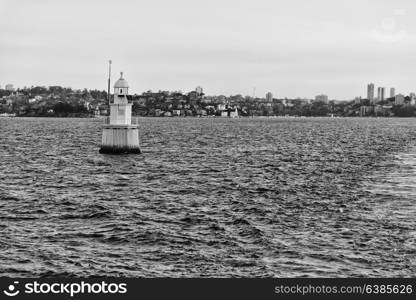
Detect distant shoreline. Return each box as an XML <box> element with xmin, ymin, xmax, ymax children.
<box><xmin>2</xmin><ymin>115</ymin><xmax>416</xmax><ymax>119</ymax></box>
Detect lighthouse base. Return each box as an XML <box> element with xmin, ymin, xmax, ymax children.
<box><xmin>99</xmin><ymin>125</ymin><xmax>141</xmax><ymax>154</ymax></box>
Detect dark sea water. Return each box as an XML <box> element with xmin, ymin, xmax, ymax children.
<box><xmin>0</xmin><ymin>117</ymin><xmax>415</xmax><ymax>277</ymax></box>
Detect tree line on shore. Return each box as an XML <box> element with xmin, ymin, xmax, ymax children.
<box><xmin>1</xmin><ymin>86</ymin><xmax>416</xmax><ymax>117</ymax></box>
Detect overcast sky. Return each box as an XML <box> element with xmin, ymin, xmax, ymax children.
<box><xmin>1</xmin><ymin>0</ymin><xmax>415</xmax><ymax>99</ymax></box>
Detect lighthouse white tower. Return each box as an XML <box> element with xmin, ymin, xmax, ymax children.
<box><xmin>99</xmin><ymin>72</ymin><xmax>141</xmax><ymax>154</ymax></box>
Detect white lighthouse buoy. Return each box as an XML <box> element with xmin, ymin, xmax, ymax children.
<box><xmin>99</xmin><ymin>72</ymin><xmax>141</xmax><ymax>154</ymax></box>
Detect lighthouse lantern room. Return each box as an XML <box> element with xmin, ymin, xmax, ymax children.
<box><xmin>99</xmin><ymin>71</ymin><xmax>141</xmax><ymax>154</ymax></box>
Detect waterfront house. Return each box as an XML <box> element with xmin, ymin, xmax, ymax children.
<box><xmin>217</xmin><ymin>104</ymin><xmax>226</xmax><ymax>111</ymax></box>
<box><xmin>155</xmin><ymin>109</ymin><xmax>162</xmax><ymax>117</ymax></box>
<box><xmin>229</xmin><ymin>107</ymin><xmax>239</xmax><ymax>118</ymax></box>
<box><xmin>395</xmin><ymin>94</ymin><xmax>405</xmax><ymax>105</ymax></box>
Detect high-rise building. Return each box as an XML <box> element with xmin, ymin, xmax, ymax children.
<box><xmin>195</xmin><ymin>86</ymin><xmax>203</xmax><ymax>95</ymax></box>
<box><xmin>390</xmin><ymin>88</ymin><xmax>395</xmax><ymax>98</ymax></box>
<box><xmin>377</xmin><ymin>87</ymin><xmax>385</xmax><ymax>102</ymax></box>
<box><xmin>266</xmin><ymin>92</ymin><xmax>273</xmax><ymax>102</ymax></box>
<box><xmin>410</xmin><ymin>93</ymin><xmax>416</xmax><ymax>106</ymax></box>
<box><xmin>367</xmin><ymin>83</ymin><xmax>374</xmax><ymax>102</ymax></box>
<box><xmin>315</xmin><ymin>94</ymin><xmax>329</xmax><ymax>103</ymax></box>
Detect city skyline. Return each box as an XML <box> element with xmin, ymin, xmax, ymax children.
<box><xmin>1</xmin><ymin>0</ymin><xmax>416</xmax><ymax>99</ymax></box>
<box><xmin>2</xmin><ymin>80</ymin><xmax>414</xmax><ymax>102</ymax></box>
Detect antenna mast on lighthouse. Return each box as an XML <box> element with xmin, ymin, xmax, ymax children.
<box><xmin>107</xmin><ymin>60</ymin><xmax>112</xmax><ymax>113</ymax></box>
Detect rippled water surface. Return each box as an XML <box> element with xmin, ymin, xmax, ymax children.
<box><xmin>0</xmin><ymin>117</ymin><xmax>415</xmax><ymax>277</ymax></box>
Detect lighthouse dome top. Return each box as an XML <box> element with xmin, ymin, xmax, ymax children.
<box><xmin>114</xmin><ymin>72</ymin><xmax>129</xmax><ymax>88</ymax></box>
